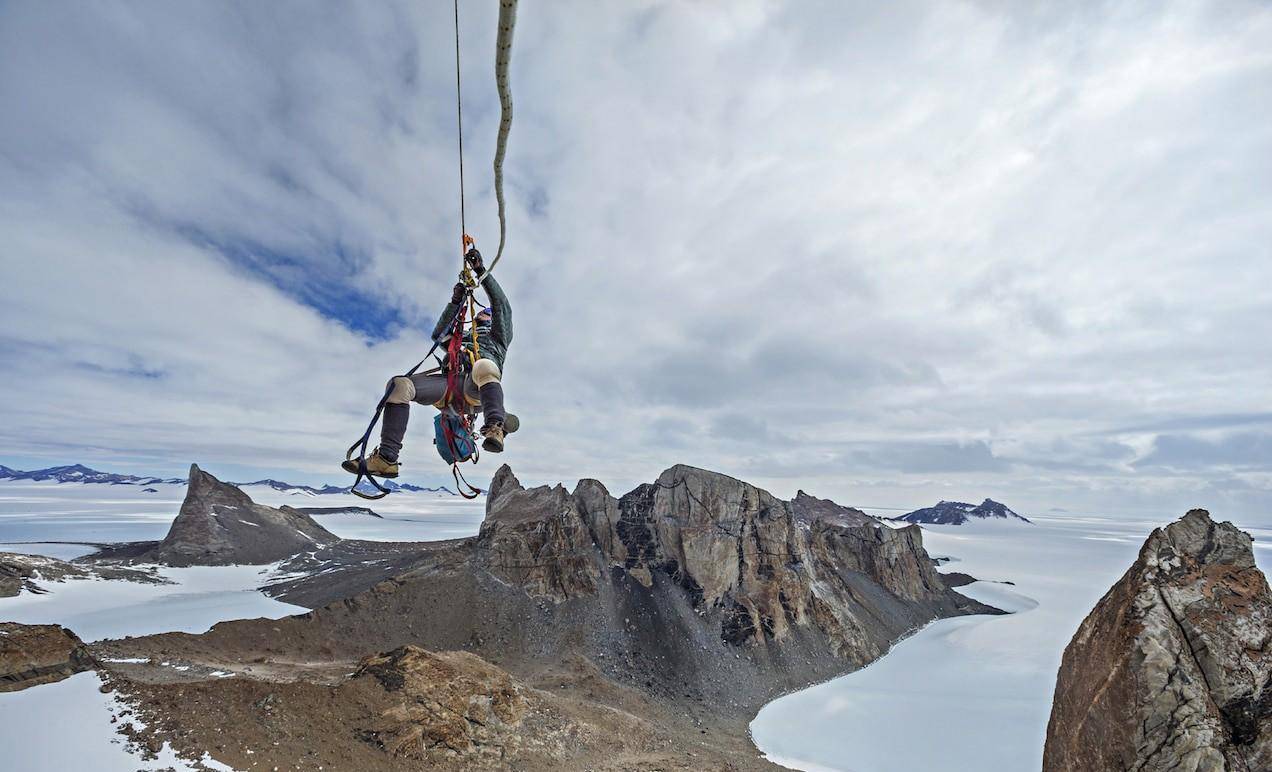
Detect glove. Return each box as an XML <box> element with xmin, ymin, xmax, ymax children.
<box><xmin>451</xmin><ymin>282</ymin><xmax>466</xmax><ymax>304</ymax></box>
<box><xmin>465</xmin><ymin>247</ymin><xmax>485</xmax><ymax>277</ymax></box>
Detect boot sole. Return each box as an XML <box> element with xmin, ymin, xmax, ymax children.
<box><xmin>482</xmin><ymin>439</ymin><xmax>504</xmax><ymax>453</ymax></box>
<box><xmin>341</xmin><ymin>460</ymin><xmax>399</xmax><ymax>478</ymax></box>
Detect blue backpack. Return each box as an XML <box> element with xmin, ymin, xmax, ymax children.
<box><xmin>434</xmin><ymin>412</ymin><xmax>476</xmax><ymax>464</ymax></box>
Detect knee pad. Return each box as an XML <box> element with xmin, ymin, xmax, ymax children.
<box><xmin>385</xmin><ymin>376</ymin><xmax>416</xmax><ymax>404</ymax></box>
<box><xmin>471</xmin><ymin>358</ymin><xmax>502</xmax><ymax>387</ymax></box>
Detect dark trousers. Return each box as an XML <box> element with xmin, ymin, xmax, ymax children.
<box><xmin>379</xmin><ymin>373</ymin><xmax>505</xmax><ymax>461</ymax></box>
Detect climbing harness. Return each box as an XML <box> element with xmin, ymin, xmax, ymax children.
<box><xmin>435</xmin><ymin>295</ymin><xmax>484</xmax><ymax>499</ymax></box>
<box><xmin>344</xmin><ymin>0</ymin><xmax>518</xmax><ymax>500</ymax></box>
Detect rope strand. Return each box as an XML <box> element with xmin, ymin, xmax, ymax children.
<box><xmin>487</xmin><ymin>0</ymin><xmax>517</xmax><ymax>277</ymax></box>
<box><xmin>453</xmin><ymin>0</ymin><xmax>466</xmax><ymax>247</ymax></box>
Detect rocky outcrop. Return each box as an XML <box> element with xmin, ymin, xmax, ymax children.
<box><xmin>477</xmin><ymin>467</ymin><xmax>601</xmax><ymax>600</ymax></box>
<box><xmin>1043</xmin><ymin>509</ymin><xmax>1272</xmax><ymax>772</ymax></box>
<box><xmin>895</xmin><ymin>498</ymin><xmax>1030</xmax><ymax>525</ymax></box>
<box><xmin>1</xmin><ymin>553</ymin><xmax>44</xmax><ymax>597</ymax></box>
<box><xmin>353</xmin><ymin>646</ymin><xmax>538</xmax><ymax>761</ymax></box>
<box><xmin>297</xmin><ymin>506</ymin><xmax>383</xmax><ymax>518</ymax></box>
<box><xmin>0</xmin><ymin>622</ymin><xmax>95</xmax><ymax>692</ymax></box>
<box><xmin>1</xmin><ymin>551</ymin><xmax>165</xmax><ymax>597</ymax></box>
<box><xmin>478</xmin><ymin>464</ymin><xmax>984</xmax><ymax>660</ymax></box>
<box><xmin>100</xmin><ymin>640</ymin><xmax>753</xmax><ymax>771</ymax></box>
<box><xmin>139</xmin><ymin>464</ymin><xmax>337</xmax><ymax>566</ymax></box>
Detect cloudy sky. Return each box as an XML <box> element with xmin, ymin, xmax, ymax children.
<box><xmin>1</xmin><ymin>1</ymin><xmax>1269</xmax><ymax>517</ymax></box>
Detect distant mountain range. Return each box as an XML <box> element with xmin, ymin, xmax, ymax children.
<box><xmin>0</xmin><ymin>463</ymin><xmax>459</xmax><ymax>496</ymax></box>
<box><xmin>892</xmin><ymin>498</ymin><xmax>1030</xmax><ymax>525</ymax></box>
<box><xmin>0</xmin><ymin>463</ymin><xmax>186</xmax><ymax>486</ymax></box>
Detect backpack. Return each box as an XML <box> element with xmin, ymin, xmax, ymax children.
<box><xmin>434</xmin><ymin>412</ymin><xmax>476</xmax><ymax>464</ymax></box>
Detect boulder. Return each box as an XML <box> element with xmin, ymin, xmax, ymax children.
<box><xmin>1043</xmin><ymin>509</ymin><xmax>1272</xmax><ymax>771</ymax></box>
<box><xmin>354</xmin><ymin>645</ymin><xmax>532</xmax><ymax>759</ymax></box>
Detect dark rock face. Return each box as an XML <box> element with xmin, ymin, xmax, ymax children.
<box><xmin>896</xmin><ymin>498</ymin><xmax>1030</xmax><ymax>525</ymax></box>
<box><xmin>0</xmin><ymin>622</ymin><xmax>95</xmax><ymax>692</ymax></box>
<box><xmin>1044</xmin><ymin>509</ymin><xmax>1272</xmax><ymax>772</ymax></box>
<box><xmin>481</xmin><ymin>465</ymin><xmax>978</xmax><ymax>648</ymax></box>
<box><xmin>469</xmin><ymin>464</ymin><xmax>993</xmax><ymax>670</ymax></box>
<box><xmin>141</xmin><ymin>465</ymin><xmax>337</xmax><ymax>566</ymax></box>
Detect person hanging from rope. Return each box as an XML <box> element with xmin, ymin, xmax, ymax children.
<box><xmin>342</xmin><ymin>245</ymin><xmax>517</xmax><ymax>479</ymax></box>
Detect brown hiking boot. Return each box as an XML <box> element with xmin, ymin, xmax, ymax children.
<box><xmin>341</xmin><ymin>448</ymin><xmax>400</xmax><ymax>478</ymax></box>
<box><xmin>481</xmin><ymin>423</ymin><xmax>505</xmax><ymax>453</ymax></box>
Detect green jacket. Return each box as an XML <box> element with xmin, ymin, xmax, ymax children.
<box><xmin>431</xmin><ymin>274</ymin><xmax>513</xmax><ymax>369</ymax></box>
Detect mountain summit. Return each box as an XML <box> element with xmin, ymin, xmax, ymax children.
<box><xmin>140</xmin><ymin>464</ymin><xmax>338</xmax><ymax>566</ymax></box>
<box><xmin>895</xmin><ymin>498</ymin><xmax>1030</xmax><ymax>525</ymax></box>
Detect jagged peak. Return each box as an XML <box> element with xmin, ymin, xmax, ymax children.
<box><xmin>1149</xmin><ymin>508</ymin><xmax>1255</xmax><ymax>569</ymax></box>
<box><xmin>185</xmin><ymin>464</ymin><xmax>249</xmax><ymax>504</ymax></box>
<box><xmin>486</xmin><ymin>465</ymin><xmax>522</xmax><ymax>509</ymax></box>
<box><xmin>571</xmin><ymin>477</ymin><xmax>611</xmax><ymax>500</ymax></box>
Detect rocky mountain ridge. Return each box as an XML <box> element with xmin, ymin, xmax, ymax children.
<box><xmin>0</xmin><ymin>463</ymin><xmax>185</xmax><ymax>486</ymax></box>
<box><xmin>90</xmin><ymin>462</ymin><xmax>1000</xmax><ymax>769</ymax></box>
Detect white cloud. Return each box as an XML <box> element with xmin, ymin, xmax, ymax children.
<box><xmin>1</xmin><ymin>0</ymin><xmax>1270</xmax><ymax>517</ymax></box>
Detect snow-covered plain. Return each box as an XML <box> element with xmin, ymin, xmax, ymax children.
<box><xmin>1</xmin><ymin>563</ymin><xmax>307</xmax><ymax>641</ymax></box>
<box><xmin>0</xmin><ymin>479</ymin><xmax>486</xmax><ymax>558</ymax></box>
<box><xmin>0</xmin><ymin>479</ymin><xmax>486</xmax><ymax>771</ymax></box>
<box><xmin>752</xmin><ymin>511</ymin><xmax>1272</xmax><ymax>772</ymax></box>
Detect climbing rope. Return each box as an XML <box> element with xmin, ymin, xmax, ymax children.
<box><xmin>345</xmin><ymin>0</ymin><xmax>518</xmax><ymax>499</ymax></box>
<box><xmin>453</xmin><ymin>0</ymin><xmax>467</xmax><ymax>247</ymax></box>
<box><xmin>485</xmin><ymin>0</ymin><xmax>517</xmax><ymax>280</ymax></box>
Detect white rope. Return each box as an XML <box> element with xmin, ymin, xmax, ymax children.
<box><xmin>486</xmin><ymin>0</ymin><xmax>517</xmax><ymax>278</ymax></box>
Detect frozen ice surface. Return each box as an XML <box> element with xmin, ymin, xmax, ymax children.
<box><xmin>752</xmin><ymin>511</ymin><xmax>1272</xmax><ymax>772</ymax></box>
<box><xmin>0</xmin><ymin>671</ymin><xmax>203</xmax><ymax>771</ymax></box>
<box><xmin>0</xmin><ymin>479</ymin><xmax>486</xmax><ymax>558</ymax></box>
<box><xmin>0</xmin><ymin>563</ymin><xmax>306</xmax><ymax>642</ymax></box>
<box><xmin>0</xmin><ymin>481</ymin><xmax>189</xmax><ymax>548</ymax></box>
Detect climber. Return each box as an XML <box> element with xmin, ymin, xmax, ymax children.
<box><xmin>343</xmin><ymin>247</ymin><xmax>516</xmax><ymax>479</ymax></box>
